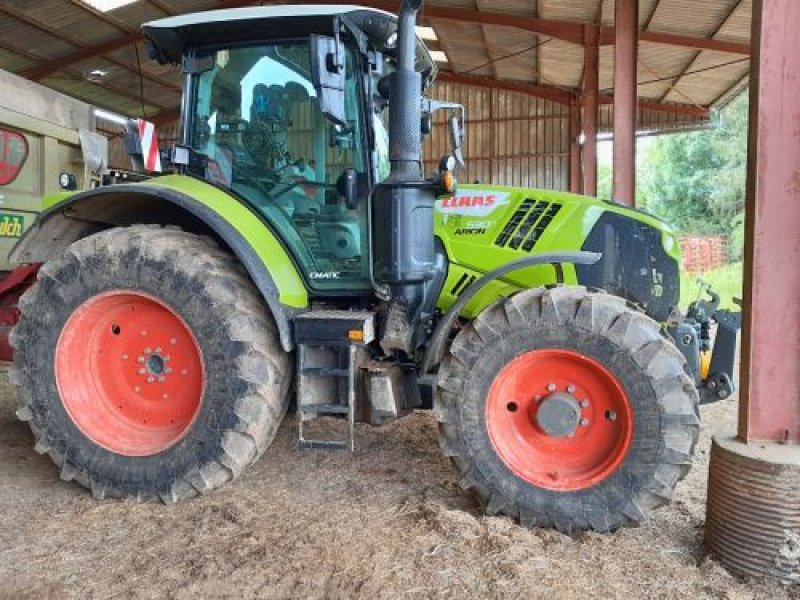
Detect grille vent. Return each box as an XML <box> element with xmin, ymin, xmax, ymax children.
<box><xmin>450</xmin><ymin>273</ymin><xmax>476</xmax><ymax>297</ymax></box>
<box><xmin>494</xmin><ymin>199</ymin><xmax>562</xmax><ymax>252</ymax></box>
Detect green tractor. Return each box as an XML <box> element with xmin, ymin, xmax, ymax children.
<box><xmin>10</xmin><ymin>1</ymin><xmax>738</xmax><ymax>533</ymax></box>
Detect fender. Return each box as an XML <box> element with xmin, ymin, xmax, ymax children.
<box><xmin>422</xmin><ymin>251</ymin><xmax>601</xmax><ymax>373</ymax></box>
<box><xmin>11</xmin><ymin>175</ymin><xmax>308</xmax><ymax>351</ymax></box>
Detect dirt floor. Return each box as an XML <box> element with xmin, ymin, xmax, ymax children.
<box><xmin>0</xmin><ymin>365</ymin><xmax>794</xmax><ymax>600</ymax></box>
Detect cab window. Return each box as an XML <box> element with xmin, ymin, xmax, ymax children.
<box><xmin>191</xmin><ymin>43</ymin><xmax>371</xmax><ymax>292</ymax></box>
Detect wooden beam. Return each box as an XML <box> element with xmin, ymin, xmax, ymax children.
<box><xmin>7</xmin><ymin>4</ymin><xmax>180</xmax><ymax>94</ymax></box>
<box><xmin>14</xmin><ymin>0</ymin><xmax>751</xmax><ymax>87</ymax></box>
<box><xmin>18</xmin><ymin>32</ymin><xmax>141</xmax><ymax>81</ymax></box>
<box><xmin>657</xmin><ymin>0</ymin><xmax>746</xmax><ymax>103</ymax></box>
<box><xmin>436</xmin><ymin>71</ymin><xmax>574</xmax><ymax>105</ymax></box>
<box><xmin>597</xmin><ymin>94</ymin><xmax>710</xmax><ymax>117</ymax></box>
<box><xmin>0</xmin><ymin>38</ymin><xmax>168</xmax><ymax>115</ymax></box>
<box><xmin>600</xmin><ymin>28</ymin><xmax>750</xmax><ymax>55</ymax></box>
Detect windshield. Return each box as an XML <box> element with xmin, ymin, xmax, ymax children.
<box><xmin>190</xmin><ymin>42</ymin><xmax>370</xmax><ymax>292</ymax></box>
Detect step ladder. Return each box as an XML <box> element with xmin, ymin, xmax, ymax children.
<box><xmin>293</xmin><ymin>311</ymin><xmax>375</xmax><ymax>451</ymax></box>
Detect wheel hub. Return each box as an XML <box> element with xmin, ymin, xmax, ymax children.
<box><xmin>55</xmin><ymin>290</ymin><xmax>205</xmax><ymax>457</ymax></box>
<box><xmin>535</xmin><ymin>391</ymin><xmax>581</xmax><ymax>438</ymax></box>
<box><xmin>146</xmin><ymin>353</ymin><xmax>166</xmax><ymax>376</ymax></box>
<box><xmin>485</xmin><ymin>348</ymin><xmax>633</xmax><ymax>491</ymax></box>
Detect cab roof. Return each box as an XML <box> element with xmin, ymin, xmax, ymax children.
<box><xmin>142</xmin><ymin>4</ymin><xmax>434</xmax><ymax>80</ymax></box>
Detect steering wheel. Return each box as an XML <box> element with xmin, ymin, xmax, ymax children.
<box><xmin>241</xmin><ymin>119</ymin><xmax>288</xmax><ymax>163</ymax></box>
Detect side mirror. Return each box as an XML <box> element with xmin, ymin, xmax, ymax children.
<box><xmin>421</xmin><ymin>98</ymin><xmax>466</xmax><ymax>167</ymax></box>
<box><xmin>448</xmin><ymin>114</ymin><xmax>465</xmax><ymax>167</ymax></box>
<box><xmin>310</xmin><ymin>35</ymin><xmax>347</xmax><ymax>127</ymax></box>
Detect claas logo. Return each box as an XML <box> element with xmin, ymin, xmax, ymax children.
<box><xmin>0</xmin><ymin>214</ymin><xmax>24</xmax><ymax>238</ymax></box>
<box><xmin>440</xmin><ymin>194</ymin><xmax>497</xmax><ymax>208</ymax></box>
<box><xmin>436</xmin><ymin>190</ymin><xmax>510</xmax><ymax>219</ymax></box>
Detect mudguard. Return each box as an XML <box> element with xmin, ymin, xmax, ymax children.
<box><xmin>10</xmin><ymin>175</ymin><xmax>308</xmax><ymax>351</ymax></box>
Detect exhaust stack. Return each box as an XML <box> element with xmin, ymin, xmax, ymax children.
<box><xmin>372</xmin><ymin>0</ymin><xmax>438</xmax><ymax>352</ymax></box>
<box><xmin>387</xmin><ymin>0</ymin><xmax>423</xmax><ymax>180</ymax></box>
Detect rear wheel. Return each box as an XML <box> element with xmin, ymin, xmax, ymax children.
<box><xmin>435</xmin><ymin>286</ymin><xmax>699</xmax><ymax>533</ymax></box>
<box><xmin>11</xmin><ymin>226</ymin><xmax>291</xmax><ymax>502</ymax></box>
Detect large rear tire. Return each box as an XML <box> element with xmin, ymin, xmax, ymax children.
<box><xmin>435</xmin><ymin>286</ymin><xmax>699</xmax><ymax>533</ymax></box>
<box><xmin>11</xmin><ymin>226</ymin><xmax>291</xmax><ymax>502</ymax></box>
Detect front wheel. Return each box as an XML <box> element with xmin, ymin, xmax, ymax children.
<box><xmin>435</xmin><ymin>286</ymin><xmax>699</xmax><ymax>533</ymax></box>
<box><xmin>11</xmin><ymin>226</ymin><xmax>291</xmax><ymax>502</ymax></box>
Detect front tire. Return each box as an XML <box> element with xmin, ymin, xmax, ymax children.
<box><xmin>435</xmin><ymin>286</ymin><xmax>699</xmax><ymax>533</ymax></box>
<box><xmin>11</xmin><ymin>226</ymin><xmax>291</xmax><ymax>502</ymax></box>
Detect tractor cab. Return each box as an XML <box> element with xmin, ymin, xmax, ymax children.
<box><xmin>144</xmin><ymin>6</ymin><xmax>439</xmax><ymax>294</ymax></box>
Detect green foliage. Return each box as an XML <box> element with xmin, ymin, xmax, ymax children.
<box><xmin>728</xmin><ymin>211</ymin><xmax>746</xmax><ymax>261</ymax></box>
<box><xmin>597</xmin><ymin>164</ymin><xmax>612</xmax><ymax>201</ymax></box>
<box><xmin>638</xmin><ymin>92</ymin><xmax>748</xmax><ymax>235</ymax></box>
<box><xmin>679</xmin><ymin>262</ymin><xmax>743</xmax><ymax>311</ymax></box>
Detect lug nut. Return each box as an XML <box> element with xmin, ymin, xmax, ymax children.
<box><xmin>144</xmin><ymin>347</ymin><xmax>152</xmax><ymax>354</ymax></box>
<box><xmin>580</xmin><ymin>418</ymin><xmax>589</xmax><ymax>426</ymax></box>
<box><xmin>155</xmin><ymin>347</ymin><xmax>162</xmax><ymax>353</ymax></box>
<box><xmin>163</xmin><ymin>393</ymin><xmax>169</xmax><ymax>400</ymax></box>
<box><xmin>122</xmin><ymin>354</ymin><xmax>128</xmax><ymax>360</ymax></box>
<box><xmin>567</xmin><ymin>384</ymin><xmax>576</xmax><ymax>394</ymax></box>
<box><xmin>138</xmin><ymin>368</ymin><xmax>146</xmax><ymax>374</ymax></box>
<box><xmin>181</xmin><ymin>368</ymin><xmax>188</xmax><ymax>376</ymax></box>
<box><xmin>158</xmin><ymin>376</ymin><xmax>165</xmax><ymax>383</ymax></box>
<box><xmin>580</xmin><ymin>400</ymin><xmax>590</xmax><ymax>408</ymax></box>
<box><xmin>546</xmin><ymin>383</ymin><xmax>556</xmax><ymax>392</ymax></box>
<box><xmin>170</xmin><ymin>338</ymin><xmax>177</xmax><ymax>345</ymax></box>
<box><xmin>147</xmin><ymin>376</ymin><xmax>154</xmax><ymax>383</ymax></box>
<box><xmin>165</xmin><ymin>367</ymin><xmax>172</xmax><ymax>374</ymax></box>
<box><xmin>137</xmin><ymin>356</ymin><xmax>145</xmax><ymax>363</ymax></box>
<box><xmin>134</xmin><ymin>386</ymin><xmax>141</xmax><ymax>392</ymax></box>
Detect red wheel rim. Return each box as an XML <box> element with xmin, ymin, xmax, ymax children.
<box><xmin>486</xmin><ymin>349</ymin><xmax>632</xmax><ymax>491</ymax></box>
<box><xmin>55</xmin><ymin>290</ymin><xmax>205</xmax><ymax>457</ymax></box>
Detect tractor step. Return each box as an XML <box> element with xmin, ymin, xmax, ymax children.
<box><xmin>294</xmin><ymin>310</ymin><xmax>375</xmax><ymax>452</ymax></box>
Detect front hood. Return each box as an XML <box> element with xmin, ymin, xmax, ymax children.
<box><xmin>434</xmin><ymin>184</ymin><xmax>680</xmax><ymax>320</ymax></box>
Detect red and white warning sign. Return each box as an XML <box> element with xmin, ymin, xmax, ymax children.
<box><xmin>137</xmin><ymin>119</ymin><xmax>162</xmax><ymax>173</ymax></box>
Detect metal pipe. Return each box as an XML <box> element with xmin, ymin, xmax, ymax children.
<box><xmin>387</xmin><ymin>0</ymin><xmax>423</xmax><ymax>180</ymax></box>
<box><xmin>738</xmin><ymin>0</ymin><xmax>800</xmax><ymax>444</ymax></box>
<box><xmin>582</xmin><ymin>25</ymin><xmax>599</xmax><ymax>196</ymax></box>
<box><xmin>612</xmin><ymin>0</ymin><xmax>639</xmax><ymax>206</ymax></box>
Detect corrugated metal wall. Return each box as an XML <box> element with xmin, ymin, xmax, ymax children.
<box><xmin>424</xmin><ymin>82</ymin><xmax>571</xmax><ymax>191</ymax></box>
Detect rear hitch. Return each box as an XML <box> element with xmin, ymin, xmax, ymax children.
<box><xmin>670</xmin><ymin>281</ymin><xmax>741</xmax><ymax>404</ymax></box>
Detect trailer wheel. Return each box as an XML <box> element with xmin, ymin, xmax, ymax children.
<box><xmin>11</xmin><ymin>226</ymin><xmax>291</xmax><ymax>502</ymax></box>
<box><xmin>435</xmin><ymin>286</ymin><xmax>699</xmax><ymax>533</ymax></box>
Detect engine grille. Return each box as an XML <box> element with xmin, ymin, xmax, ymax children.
<box><xmin>494</xmin><ymin>199</ymin><xmax>562</xmax><ymax>251</ymax></box>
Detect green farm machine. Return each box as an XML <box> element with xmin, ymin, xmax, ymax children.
<box><xmin>8</xmin><ymin>1</ymin><xmax>739</xmax><ymax>533</ymax></box>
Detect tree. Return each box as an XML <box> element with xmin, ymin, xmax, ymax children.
<box><xmin>637</xmin><ymin>92</ymin><xmax>748</xmax><ymax>236</ymax></box>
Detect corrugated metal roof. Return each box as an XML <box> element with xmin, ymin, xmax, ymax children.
<box><xmin>0</xmin><ymin>0</ymin><xmax>751</xmax><ymax>131</ymax></box>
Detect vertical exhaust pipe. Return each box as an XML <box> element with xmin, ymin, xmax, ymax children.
<box><xmin>387</xmin><ymin>0</ymin><xmax>423</xmax><ymax>181</ymax></box>
<box><xmin>372</xmin><ymin>0</ymin><xmax>438</xmax><ymax>352</ymax></box>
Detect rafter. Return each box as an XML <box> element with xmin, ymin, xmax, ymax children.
<box><xmin>0</xmin><ymin>36</ymin><xmax>167</xmax><ymax>115</ymax></box>
<box><xmin>8</xmin><ymin>6</ymin><xmax>181</xmax><ymax>94</ymax></box>
<box><xmin>596</xmin><ymin>94</ymin><xmax>710</xmax><ymax>117</ymax></box>
<box><xmin>656</xmin><ymin>0</ymin><xmax>745</xmax><ymax>103</ymax></box>
<box><xmin>437</xmin><ymin>71</ymin><xmax>574</xmax><ymax>105</ymax></box>
<box><xmin>15</xmin><ymin>0</ymin><xmax>751</xmax><ymax>87</ymax></box>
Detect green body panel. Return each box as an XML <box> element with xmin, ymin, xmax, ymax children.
<box><xmin>42</xmin><ymin>175</ymin><xmax>309</xmax><ymax>309</ymax></box>
<box><xmin>434</xmin><ymin>184</ymin><xmax>680</xmax><ymax>318</ymax></box>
